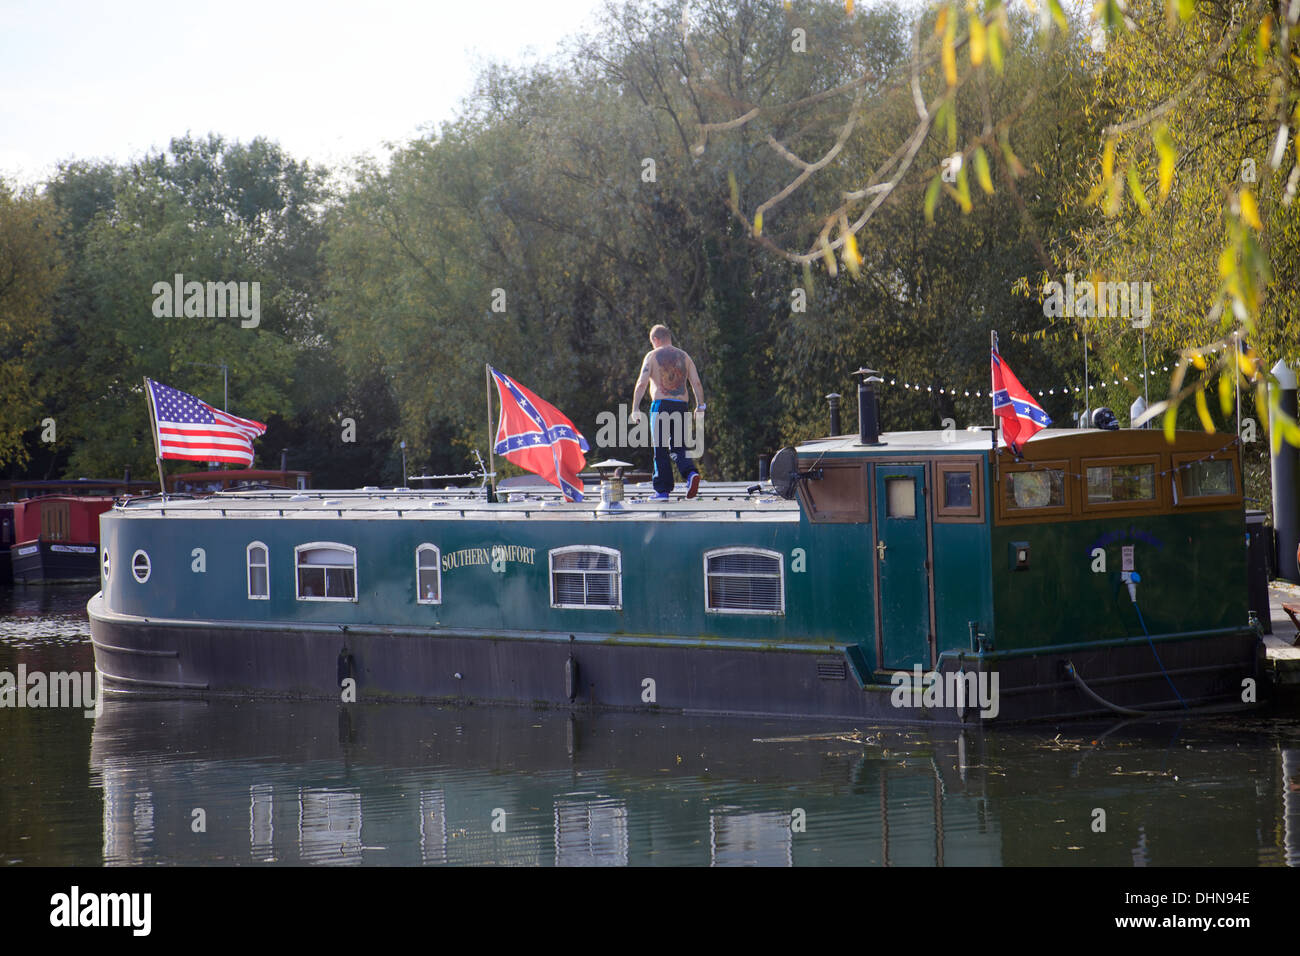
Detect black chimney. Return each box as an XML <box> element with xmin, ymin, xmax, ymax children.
<box><xmin>826</xmin><ymin>393</ymin><xmax>841</xmax><ymax>436</ymax></box>
<box><xmin>280</xmin><ymin>448</ymin><xmax>288</xmax><ymax>472</ymax></box>
<box><xmin>758</xmin><ymin>455</ymin><xmax>770</xmax><ymax>481</ymax></box>
<box><xmin>855</xmin><ymin>368</ymin><xmax>885</xmax><ymax>446</ymax></box>
<box><xmin>123</xmin><ymin>465</ymin><xmax>130</xmax><ymax>484</ymax></box>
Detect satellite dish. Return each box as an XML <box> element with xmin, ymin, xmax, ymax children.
<box><xmin>770</xmin><ymin>447</ymin><xmax>801</xmax><ymax>499</ymax></box>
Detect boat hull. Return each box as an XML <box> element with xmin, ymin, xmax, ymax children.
<box><xmin>11</xmin><ymin>540</ymin><xmax>100</xmax><ymax>584</ymax></box>
<box><xmin>87</xmin><ymin>593</ymin><xmax>1264</xmax><ymax>724</ymax></box>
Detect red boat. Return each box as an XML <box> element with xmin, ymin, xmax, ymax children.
<box><xmin>10</xmin><ymin>495</ymin><xmax>116</xmax><ymax>584</ymax></box>
<box><xmin>3</xmin><ymin>478</ymin><xmax>157</xmax><ymax>585</ymax></box>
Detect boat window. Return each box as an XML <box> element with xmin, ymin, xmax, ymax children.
<box><xmin>799</xmin><ymin>464</ymin><xmax>868</xmax><ymax>523</ymax></box>
<box><xmin>295</xmin><ymin>543</ymin><xmax>357</xmax><ymax>601</ymax></box>
<box><xmin>550</xmin><ymin>547</ymin><xmax>621</xmax><ymax>609</ymax></box>
<box><xmin>102</xmin><ymin>547</ymin><xmax>110</xmax><ymax>583</ymax></box>
<box><xmin>131</xmin><ymin>549</ymin><xmax>152</xmax><ymax>584</ymax></box>
<box><xmin>1178</xmin><ymin>458</ymin><xmax>1236</xmax><ymax>498</ymax></box>
<box><xmin>884</xmin><ymin>477</ymin><xmax>916</xmax><ymax>518</ymax></box>
<box><xmin>1086</xmin><ymin>462</ymin><xmax>1155</xmax><ymax>503</ymax></box>
<box><xmin>1004</xmin><ymin>468</ymin><xmax>1066</xmax><ymax>510</ymax></box>
<box><xmin>247</xmin><ymin>541</ymin><xmax>269</xmax><ymax>600</ymax></box>
<box><xmin>935</xmin><ymin>459</ymin><xmax>983</xmax><ymax>521</ymax></box>
<box><xmin>704</xmin><ymin>548</ymin><xmax>784</xmax><ymax>615</ymax></box>
<box><xmin>416</xmin><ymin>544</ymin><xmax>441</xmax><ymax>604</ymax></box>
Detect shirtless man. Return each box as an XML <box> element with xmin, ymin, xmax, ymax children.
<box><xmin>631</xmin><ymin>325</ymin><xmax>705</xmax><ymax>499</ymax></box>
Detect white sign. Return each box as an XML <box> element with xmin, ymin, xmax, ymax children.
<box><xmin>1121</xmin><ymin>545</ymin><xmax>1135</xmax><ymax>572</ymax></box>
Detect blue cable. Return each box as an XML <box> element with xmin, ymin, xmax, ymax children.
<box><xmin>1132</xmin><ymin>599</ymin><xmax>1189</xmax><ymax>710</ymax></box>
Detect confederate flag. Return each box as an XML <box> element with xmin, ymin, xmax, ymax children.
<box><xmin>991</xmin><ymin>342</ymin><xmax>1052</xmax><ymax>454</ymax></box>
<box><xmin>490</xmin><ymin>367</ymin><xmax>589</xmax><ymax>501</ymax></box>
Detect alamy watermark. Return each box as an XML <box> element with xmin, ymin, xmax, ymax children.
<box><xmin>151</xmin><ymin>272</ymin><xmax>260</xmax><ymax>328</ymax></box>
<box><xmin>0</xmin><ymin>665</ymin><xmax>102</xmax><ymax>718</ymax></box>
<box><xmin>889</xmin><ymin>665</ymin><xmax>1000</xmax><ymax>719</ymax></box>
<box><xmin>1042</xmin><ymin>272</ymin><xmax>1152</xmax><ymax>328</ymax></box>
<box><xmin>50</xmin><ymin>886</ymin><xmax>150</xmax><ymax>936</ymax></box>
<box><xmin>594</xmin><ymin>404</ymin><xmax>704</xmax><ymax>458</ymax></box>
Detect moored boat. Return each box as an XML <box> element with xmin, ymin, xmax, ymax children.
<box><xmin>12</xmin><ymin>495</ymin><xmax>118</xmax><ymax>584</ymax></box>
<box><xmin>87</xmin><ymin>395</ymin><xmax>1265</xmax><ymax>723</ymax></box>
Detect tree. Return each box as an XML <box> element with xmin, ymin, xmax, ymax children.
<box><xmin>0</xmin><ymin>182</ymin><xmax>63</xmax><ymax>468</ymax></box>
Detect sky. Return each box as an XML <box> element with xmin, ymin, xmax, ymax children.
<box><xmin>0</xmin><ymin>0</ymin><xmax>611</xmax><ymax>187</ymax></box>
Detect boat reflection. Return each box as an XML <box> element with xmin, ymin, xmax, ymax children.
<box><xmin>87</xmin><ymin>699</ymin><xmax>1292</xmax><ymax>867</ymax></box>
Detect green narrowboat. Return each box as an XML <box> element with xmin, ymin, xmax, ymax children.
<box><xmin>87</xmin><ymin>405</ymin><xmax>1263</xmax><ymax>723</ymax></box>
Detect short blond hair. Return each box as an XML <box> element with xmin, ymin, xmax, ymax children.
<box><xmin>649</xmin><ymin>324</ymin><xmax>671</xmax><ymax>343</ymax></box>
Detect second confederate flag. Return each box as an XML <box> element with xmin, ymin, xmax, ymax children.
<box><xmin>489</xmin><ymin>367</ymin><xmax>589</xmax><ymax>501</ymax></box>
<box><xmin>991</xmin><ymin>340</ymin><xmax>1052</xmax><ymax>454</ymax></box>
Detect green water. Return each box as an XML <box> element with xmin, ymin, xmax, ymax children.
<box><xmin>1</xmin><ymin>585</ymin><xmax>1297</xmax><ymax>866</ymax></box>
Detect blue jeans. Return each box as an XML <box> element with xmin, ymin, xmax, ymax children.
<box><xmin>650</xmin><ymin>399</ymin><xmax>697</xmax><ymax>494</ymax></box>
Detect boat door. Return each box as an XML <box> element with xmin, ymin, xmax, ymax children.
<box><xmin>873</xmin><ymin>464</ymin><xmax>934</xmax><ymax>670</ymax></box>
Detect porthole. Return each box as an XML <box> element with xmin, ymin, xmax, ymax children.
<box><xmin>131</xmin><ymin>549</ymin><xmax>152</xmax><ymax>584</ymax></box>
<box><xmin>102</xmin><ymin>548</ymin><xmax>111</xmax><ymax>582</ymax></box>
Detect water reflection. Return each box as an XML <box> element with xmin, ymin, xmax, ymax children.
<box><xmin>82</xmin><ymin>697</ymin><xmax>1298</xmax><ymax>867</ymax></box>
<box><xmin>2</xmin><ymin>590</ymin><xmax>1297</xmax><ymax>867</ymax></box>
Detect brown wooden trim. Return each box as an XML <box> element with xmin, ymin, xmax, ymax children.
<box><xmin>996</xmin><ymin>459</ymin><xmax>1073</xmax><ymax>523</ymax></box>
<box><xmin>1080</xmin><ymin>454</ymin><xmax>1165</xmax><ymax>517</ymax></box>
<box><xmin>1171</xmin><ymin>451</ymin><xmax>1242</xmax><ymax>508</ymax></box>
<box><xmin>992</xmin><ymin>433</ymin><xmax>1243</xmax><ymax>525</ymax></box>
<box><xmin>795</xmin><ymin>462</ymin><xmax>869</xmax><ymax>523</ymax></box>
<box><xmin>934</xmin><ymin>457</ymin><xmax>984</xmax><ymax>523</ymax></box>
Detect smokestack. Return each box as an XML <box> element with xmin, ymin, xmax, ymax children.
<box><xmin>280</xmin><ymin>448</ymin><xmax>288</xmax><ymax>473</ymax></box>
<box><xmin>826</xmin><ymin>393</ymin><xmax>842</xmax><ymax>436</ymax></box>
<box><xmin>855</xmin><ymin>369</ymin><xmax>885</xmax><ymax>446</ymax></box>
<box><xmin>758</xmin><ymin>455</ymin><xmax>770</xmax><ymax>481</ymax></box>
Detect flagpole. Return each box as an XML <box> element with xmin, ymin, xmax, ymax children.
<box><xmin>143</xmin><ymin>377</ymin><xmax>167</xmax><ymax>498</ymax></box>
<box><xmin>485</xmin><ymin>364</ymin><xmax>497</xmax><ymax>499</ymax></box>
<box><xmin>990</xmin><ymin>331</ymin><xmax>999</xmax><ymax>455</ymax></box>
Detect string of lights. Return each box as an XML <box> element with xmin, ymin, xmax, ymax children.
<box><xmin>883</xmin><ymin>339</ymin><xmax>1242</xmax><ymax>400</ymax></box>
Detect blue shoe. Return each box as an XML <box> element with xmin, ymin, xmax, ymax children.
<box><xmin>686</xmin><ymin>473</ymin><xmax>701</xmax><ymax>499</ymax></box>
<box><xmin>652</xmin><ymin>492</ymin><xmax>670</xmax><ymax>501</ymax></box>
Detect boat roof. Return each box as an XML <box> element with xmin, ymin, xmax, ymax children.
<box><xmin>111</xmin><ymin>480</ymin><xmax>799</xmax><ymax>523</ymax></box>
<box><xmin>796</xmin><ymin>427</ymin><xmax>1240</xmax><ymax>456</ymax></box>
<box><xmin>797</xmin><ymin>429</ymin><xmax>1001</xmax><ymax>454</ymax></box>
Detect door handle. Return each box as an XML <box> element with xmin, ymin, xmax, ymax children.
<box><xmin>876</xmin><ymin>541</ymin><xmax>887</xmax><ymax>562</ymax></box>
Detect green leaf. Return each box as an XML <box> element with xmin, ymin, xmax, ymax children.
<box><xmin>974</xmin><ymin>146</ymin><xmax>994</xmax><ymax>194</ymax></box>
<box><xmin>987</xmin><ymin>19</ymin><xmax>1004</xmax><ymax>74</ymax></box>
<box><xmin>924</xmin><ymin>174</ymin><xmax>943</xmax><ymax>223</ymax></box>
<box><xmin>955</xmin><ymin>163</ymin><xmax>973</xmax><ymax>213</ymax></box>
<box><xmin>1047</xmin><ymin>0</ymin><xmax>1068</xmax><ymax>31</ymax></box>
<box><xmin>1218</xmin><ymin>371</ymin><xmax>1234</xmax><ymax>417</ymax></box>
<box><xmin>1153</xmin><ymin>124</ymin><xmax>1176</xmax><ymax>199</ymax></box>
<box><xmin>1193</xmin><ymin>388</ymin><xmax>1215</xmax><ymax>433</ymax></box>
<box><xmin>1126</xmin><ymin>162</ymin><xmax>1151</xmax><ymax>215</ymax></box>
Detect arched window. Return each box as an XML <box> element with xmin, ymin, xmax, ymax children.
<box><xmin>295</xmin><ymin>543</ymin><xmax>357</xmax><ymax>601</ymax></box>
<box><xmin>416</xmin><ymin>544</ymin><xmax>441</xmax><ymax>604</ymax></box>
<box><xmin>703</xmin><ymin>548</ymin><xmax>784</xmax><ymax>615</ymax></box>
<box><xmin>549</xmin><ymin>546</ymin><xmax>621</xmax><ymax>609</ymax></box>
<box><xmin>247</xmin><ymin>541</ymin><xmax>269</xmax><ymax>599</ymax></box>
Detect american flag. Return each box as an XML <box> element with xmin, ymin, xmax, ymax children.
<box><xmin>490</xmin><ymin>367</ymin><xmax>588</xmax><ymax>501</ymax></box>
<box><xmin>146</xmin><ymin>378</ymin><xmax>266</xmax><ymax>466</ymax></box>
